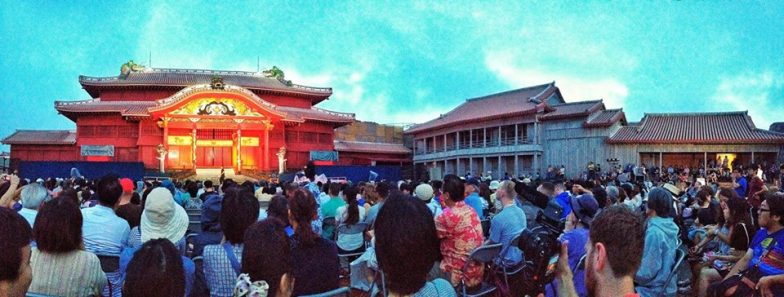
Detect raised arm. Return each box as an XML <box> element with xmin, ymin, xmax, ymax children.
<box><xmin>0</xmin><ymin>175</ymin><xmax>20</xmax><ymax>208</ymax></box>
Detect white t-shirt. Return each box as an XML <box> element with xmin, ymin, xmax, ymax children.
<box><xmin>335</xmin><ymin>205</ymin><xmax>367</xmax><ymax>251</ymax></box>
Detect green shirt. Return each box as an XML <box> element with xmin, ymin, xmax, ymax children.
<box><xmin>321</xmin><ymin>196</ymin><xmax>347</xmax><ymax>219</ymax></box>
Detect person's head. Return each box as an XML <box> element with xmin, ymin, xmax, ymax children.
<box><xmin>375</xmin><ymin>182</ymin><xmax>390</xmax><ymax>200</ymax></box>
<box><xmin>398</xmin><ymin>182</ymin><xmax>411</xmax><ymax>195</ymax></box>
<box><xmin>725</xmin><ymin>195</ymin><xmax>749</xmax><ymax>226</ymax></box>
<box><xmin>759</xmin><ymin>192</ymin><xmax>784</xmax><ymax>229</ymax></box>
<box><xmin>718</xmin><ymin>188</ymin><xmax>738</xmax><ymax>205</ymax></box>
<box><xmin>537</xmin><ymin>182</ymin><xmax>555</xmax><ymax>197</ymax></box>
<box><xmin>696</xmin><ymin>189</ymin><xmax>712</xmax><ymax>205</ymax></box>
<box><xmin>288</xmin><ymin>188</ymin><xmax>318</xmax><ymax>246</ymax></box>
<box><xmin>241</xmin><ymin>219</ymin><xmax>293</xmax><ymax>297</ymax></box>
<box><xmin>97</xmin><ymin>173</ymin><xmax>123</xmax><ymax>207</ymax></box>
<box><xmin>20</xmin><ymin>182</ymin><xmax>49</xmax><ymax>210</ymax></box>
<box><xmin>120</xmin><ymin>178</ymin><xmax>135</xmax><ymax>196</ymax></box>
<box><xmin>375</xmin><ymin>192</ymin><xmax>441</xmax><ymax>295</ymax></box>
<box><xmin>33</xmin><ymin>198</ymin><xmax>82</xmax><ymax>253</ymax></box>
<box><xmin>592</xmin><ymin>186</ymin><xmax>608</xmax><ymax>208</ymax></box>
<box><xmin>122</xmin><ymin>239</ymin><xmax>185</xmax><ymax>297</ymax></box>
<box><xmin>57</xmin><ymin>188</ymin><xmax>79</xmax><ymax>205</ymax></box>
<box><xmin>442</xmin><ymin>174</ymin><xmax>465</xmax><ymax>203</ymax></box>
<box><xmin>266</xmin><ymin>194</ymin><xmax>290</xmax><ymax>225</ymax></box>
<box><xmin>221</xmin><ymin>186</ymin><xmax>260</xmax><ymax>244</ymax></box>
<box><xmin>585</xmin><ymin>206</ymin><xmax>645</xmax><ymax>296</ymax></box>
<box><xmin>0</xmin><ymin>207</ymin><xmax>33</xmax><ymax>297</ymax></box>
<box><xmin>430</xmin><ymin>180</ymin><xmax>443</xmax><ymax>192</ymax></box>
<box><xmin>186</xmin><ymin>181</ymin><xmax>198</xmax><ymax>198</ymax></box>
<box><xmin>342</xmin><ymin>186</ymin><xmax>360</xmax><ymax>225</ymax></box>
<box><xmin>732</xmin><ymin>168</ymin><xmax>742</xmax><ymax>178</ymax></box>
<box><xmin>328</xmin><ymin>182</ymin><xmax>341</xmax><ymax>197</ymax></box>
<box><xmin>201</xmin><ymin>194</ymin><xmax>222</xmax><ymax>232</ymax></box>
<box><xmin>554</xmin><ymin>182</ymin><xmax>566</xmax><ymax>194</ymax></box>
<box><xmin>496</xmin><ymin>180</ymin><xmax>516</xmax><ymax>203</ymax></box>
<box><xmin>646</xmin><ymin>187</ymin><xmax>673</xmax><ymax>218</ymax></box>
<box><xmin>569</xmin><ymin>194</ymin><xmax>600</xmax><ymax>229</ymax></box>
<box><xmin>464</xmin><ymin>178</ymin><xmax>480</xmax><ymax>195</ymax></box>
<box><xmin>203</xmin><ymin>180</ymin><xmax>214</xmax><ymax>190</ymax></box>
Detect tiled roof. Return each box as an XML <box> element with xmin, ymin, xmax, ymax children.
<box><xmin>2</xmin><ymin>130</ymin><xmax>76</xmax><ymax>145</ymax></box>
<box><xmin>79</xmin><ymin>68</ymin><xmax>332</xmax><ymax>100</ymax></box>
<box><xmin>608</xmin><ymin>111</ymin><xmax>784</xmax><ymax>144</ymax></box>
<box><xmin>584</xmin><ymin>109</ymin><xmax>625</xmax><ymax>128</ymax></box>
<box><xmin>540</xmin><ymin>100</ymin><xmax>604</xmax><ymax>121</ymax></box>
<box><xmin>54</xmin><ymin>99</ymin><xmax>354</xmax><ymax>125</ymax></box>
<box><xmin>333</xmin><ymin>140</ymin><xmax>412</xmax><ymax>154</ymax></box>
<box><xmin>406</xmin><ymin>83</ymin><xmax>555</xmax><ymax>134</ymax></box>
<box><xmin>277</xmin><ymin>106</ymin><xmax>355</xmax><ymax>125</ymax></box>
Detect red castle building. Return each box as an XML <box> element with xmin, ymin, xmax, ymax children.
<box><xmin>3</xmin><ymin>62</ymin><xmax>364</xmax><ymax>174</ymax></box>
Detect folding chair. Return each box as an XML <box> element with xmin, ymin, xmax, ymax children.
<box><xmin>186</xmin><ymin>208</ymin><xmax>202</xmax><ymax>233</ymax></box>
<box><xmin>460</xmin><ymin>243</ymin><xmax>503</xmax><ymax>297</ymax></box>
<box><xmin>657</xmin><ymin>247</ymin><xmax>686</xmax><ymax>297</ymax></box>
<box><xmin>300</xmin><ymin>287</ymin><xmax>350</xmax><ymax>297</ymax></box>
<box><xmin>336</xmin><ymin>222</ymin><xmax>369</xmax><ymax>278</ymax></box>
<box><xmin>499</xmin><ymin>234</ymin><xmax>525</xmax><ymax>290</ymax></box>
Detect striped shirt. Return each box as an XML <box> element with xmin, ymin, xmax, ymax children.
<box><xmin>28</xmin><ymin>248</ymin><xmax>107</xmax><ymax>297</ymax></box>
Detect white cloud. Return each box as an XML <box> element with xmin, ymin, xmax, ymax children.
<box><xmin>712</xmin><ymin>71</ymin><xmax>784</xmax><ymax>129</ymax></box>
<box><xmin>485</xmin><ymin>51</ymin><xmax>629</xmax><ymax>108</ymax></box>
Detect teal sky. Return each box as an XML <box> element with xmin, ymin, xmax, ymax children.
<box><xmin>1</xmin><ymin>1</ymin><xmax>783</xmax><ymax>150</ymax></box>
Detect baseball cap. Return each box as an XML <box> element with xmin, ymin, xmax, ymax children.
<box><xmin>570</xmin><ymin>194</ymin><xmax>599</xmax><ymax>226</ymax></box>
<box><xmin>120</xmin><ymin>178</ymin><xmax>134</xmax><ymax>194</ymax></box>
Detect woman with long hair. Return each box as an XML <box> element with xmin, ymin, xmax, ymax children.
<box><xmin>234</xmin><ymin>219</ymin><xmax>293</xmax><ymax>297</ymax></box>
<box><xmin>335</xmin><ymin>186</ymin><xmax>366</xmax><ymax>253</ymax></box>
<box><xmin>288</xmin><ymin>188</ymin><xmax>339</xmax><ymax>296</ymax></box>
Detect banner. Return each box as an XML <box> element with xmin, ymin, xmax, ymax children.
<box><xmin>80</xmin><ymin>145</ymin><xmax>115</xmax><ymax>157</ymax></box>
<box><xmin>310</xmin><ymin>150</ymin><xmax>338</xmax><ymax>162</ymax></box>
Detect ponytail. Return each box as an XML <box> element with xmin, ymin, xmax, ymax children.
<box><xmin>289</xmin><ymin>188</ymin><xmax>318</xmax><ymax>246</ymax></box>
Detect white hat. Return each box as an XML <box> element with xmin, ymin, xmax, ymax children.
<box><xmin>414</xmin><ymin>184</ymin><xmax>434</xmax><ymax>201</ymax></box>
<box><xmin>489</xmin><ymin>180</ymin><xmax>500</xmax><ymax>191</ymax></box>
<box><xmin>140</xmin><ymin>187</ymin><xmax>189</xmax><ymax>243</ymax></box>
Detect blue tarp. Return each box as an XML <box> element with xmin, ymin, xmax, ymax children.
<box><xmin>315</xmin><ymin>165</ymin><xmax>402</xmax><ymax>183</ymax></box>
<box><xmin>18</xmin><ymin>161</ymin><xmax>146</xmax><ymax>180</ymax></box>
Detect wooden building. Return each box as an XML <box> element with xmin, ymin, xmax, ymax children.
<box><xmin>406</xmin><ymin>82</ymin><xmax>784</xmax><ymax>179</ymax></box>
<box><xmin>3</xmin><ymin>63</ymin><xmax>361</xmax><ymax>174</ymax></box>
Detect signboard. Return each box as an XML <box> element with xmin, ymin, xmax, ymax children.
<box><xmin>167</xmin><ymin>136</ymin><xmax>193</xmax><ymax>146</ymax></box>
<box><xmin>240</xmin><ymin>137</ymin><xmax>259</xmax><ymax>147</ymax></box>
<box><xmin>81</xmin><ymin>145</ymin><xmax>115</xmax><ymax>157</ymax></box>
<box><xmin>196</xmin><ymin>140</ymin><xmax>233</xmax><ymax>147</ymax></box>
<box><xmin>310</xmin><ymin>150</ymin><xmax>338</xmax><ymax>162</ymax></box>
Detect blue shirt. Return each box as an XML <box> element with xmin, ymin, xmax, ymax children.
<box><xmin>82</xmin><ymin>205</ymin><xmax>130</xmax><ymax>257</ymax></box>
<box><xmin>464</xmin><ymin>192</ymin><xmax>484</xmax><ymax>218</ymax></box>
<box><xmin>18</xmin><ymin>208</ymin><xmax>37</xmax><ymax>228</ymax></box>
<box><xmin>750</xmin><ymin>228</ymin><xmax>784</xmax><ymax>276</ymax></box>
<box><xmin>554</xmin><ymin>192</ymin><xmax>572</xmax><ymax>220</ymax></box>
<box><xmin>203</xmin><ymin>243</ymin><xmax>244</xmax><ymax>297</ymax></box>
<box><xmin>489</xmin><ymin>204</ymin><xmax>526</xmax><ymax>267</ymax></box>
<box><xmin>735</xmin><ymin>177</ymin><xmax>748</xmax><ymax>198</ymax></box>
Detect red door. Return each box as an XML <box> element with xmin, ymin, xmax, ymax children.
<box><xmin>196</xmin><ymin>147</ymin><xmax>233</xmax><ymax>168</ymax></box>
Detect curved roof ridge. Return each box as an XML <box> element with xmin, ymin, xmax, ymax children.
<box><xmin>465</xmin><ymin>82</ymin><xmax>553</xmax><ymax>102</ymax></box>
<box><xmin>553</xmin><ymin>99</ymin><xmax>603</xmax><ymax>106</ymax></box>
<box><xmin>642</xmin><ymin>111</ymin><xmax>748</xmax><ymax>117</ymax></box>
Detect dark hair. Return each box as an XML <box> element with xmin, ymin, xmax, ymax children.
<box><xmin>376</xmin><ymin>182</ymin><xmax>390</xmax><ymax>199</ymax></box>
<box><xmin>343</xmin><ymin>186</ymin><xmax>360</xmax><ymax>225</ymax></box>
<box><xmin>123</xmin><ymin>239</ymin><xmax>185</xmax><ymax>297</ymax></box>
<box><xmin>97</xmin><ymin>174</ymin><xmax>123</xmax><ymax>206</ymax></box>
<box><xmin>241</xmin><ymin>181</ymin><xmax>255</xmax><ymax>194</ymax></box>
<box><xmin>220</xmin><ymin>187</ymin><xmax>260</xmax><ymax>244</ymax></box>
<box><xmin>540</xmin><ymin>182</ymin><xmax>555</xmax><ymax>194</ymax></box>
<box><xmin>203</xmin><ymin>180</ymin><xmax>213</xmax><ymax>189</ymax></box>
<box><xmin>726</xmin><ymin>196</ymin><xmax>750</xmax><ymax>226</ymax></box>
<box><xmin>242</xmin><ymin>219</ymin><xmax>292</xmax><ymax>296</ymax></box>
<box><xmin>267</xmin><ymin>194</ymin><xmax>290</xmax><ymax>225</ymax></box>
<box><xmin>696</xmin><ymin>189</ymin><xmax>712</xmax><ymax>204</ymax></box>
<box><xmin>765</xmin><ymin>192</ymin><xmax>784</xmax><ymax>226</ymax></box>
<box><xmin>186</xmin><ymin>182</ymin><xmax>198</xmax><ymax>198</ymax></box>
<box><xmin>430</xmin><ymin>180</ymin><xmax>443</xmax><ymax>191</ymax></box>
<box><xmin>33</xmin><ymin>198</ymin><xmax>82</xmax><ymax>253</ymax></box>
<box><xmin>479</xmin><ymin>183</ymin><xmax>492</xmax><ymax>209</ymax></box>
<box><xmin>221</xmin><ymin>179</ymin><xmax>236</xmax><ymax>194</ymax></box>
<box><xmin>375</xmin><ymin>193</ymin><xmax>441</xmax><ymax>295</ymax></box>
<box><xmin>329</xmin><ymin>182</ymin><xmax>341</xmax><ymax>196</ymax></box>
<box><xmin>647</xmin><ymin>187</ymin><xmax>673</xmax><ymax>217</ymax></box>
<box><xmin>442</xmin><ymin>174</ymin><xmax>465</xmax><ymax>202</ymax></box>
<box><xmin>0</xmin><ymin>208</ymin><xmax>32</xmax><ymax>282</ymax></box>
<box><xmin>130</xmin><ymin>192</ymin><xmax>141</xmax><ymax>205</ymax></box>
<box><xmin>718</xmin><ymin>188</ymin><xmax>739</xmax><ymax>201</ymax></box>
<box><xmin>589</xmin><ymin>206</ymin><xmax>645</xmax><ymax>278</ymax></box>
<box><xmin>289</xmin><ymin>188</ymin><xmax>318</xmax><ymax>246</ymax></box>
<box><xmin>592</xmin><ymin>186</ymin><xmax>608</xmax><ymax>208</ymax></box>
<box><xmin>58</xmin><ymin>188</ymin><xmax>80</xmax><ymax>205</ymax></box>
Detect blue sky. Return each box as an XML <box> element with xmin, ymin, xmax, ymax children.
<box><xmin>1</xmin><ymin>1</ymin><xmax>783</xmax><ymax>150</ymax></box>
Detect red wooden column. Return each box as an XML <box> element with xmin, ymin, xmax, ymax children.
<box><xmin>162</xmin><ymin>117</ymin><xmax>170</xmax><ymax>167</ymax></box>
<box><xmin>263</xmin><ymin>121</ymin><xmax>271</xmax><ymax>171</ymax></box>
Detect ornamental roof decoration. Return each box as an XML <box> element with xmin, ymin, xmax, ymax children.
<box><xmin>80</xmin><ymin>64</ymin><xmax>332</xmax><ymax>100</ymax></box>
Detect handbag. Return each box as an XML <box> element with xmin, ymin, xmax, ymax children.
<box><xmin>710</xmin><ymin>232</ymin><xmax>777</xmax><ymax>297</ymax></box>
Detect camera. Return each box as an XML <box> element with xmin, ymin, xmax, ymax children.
<box><xmin>518</xmin><ymin>200</ymin><xmax>564</xmax><ymax>295</ymax></box>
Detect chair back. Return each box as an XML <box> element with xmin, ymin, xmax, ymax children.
<box><xmin>337</xmin><ymin>222</ymin><xmax>368</xmax><ymax>235</ymax></box>
<box><xmin>470</xmin><ymin>243</ymin><xmax>503</xmax><ymax>264</ymax></box>
<box><xmin>300</xmin><ymin>287</ymin><xmax>350</xmax><ymax>297</ymax></box>
<box><xmin>656</xmin><ymin>246</ymin><xmax>686</xmax><ymax>297</ymax></box>
<box><xmin>480</xmin><ymin>219</ymin><xmax>491</xmax><ymax>237</ymax></box>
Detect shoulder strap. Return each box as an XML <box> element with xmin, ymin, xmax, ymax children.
<box><xmin>740</xmin><ymin>223</ymin><xmax>750</xmax><ymax>247</ymax></box>
<box><xmin>222</xmin><ymin>242</ymin><xmax>241</xmax><ymax>275</ymax></box>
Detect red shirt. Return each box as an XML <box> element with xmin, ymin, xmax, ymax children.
<box><xmin>435</xmin><ymin>201</ymin><xmax>484</xmax><ymax>287</ymax></box>
<box><xmin>748</xmin><ymin>176</ymin><xmax>765</xmax><ymax>208</ymax></box>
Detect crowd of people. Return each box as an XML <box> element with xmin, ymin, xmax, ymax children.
<box><xmin>0</xmin><ymin>160</ymin><xmax>784</xmax><ymax>297</ymax></box>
